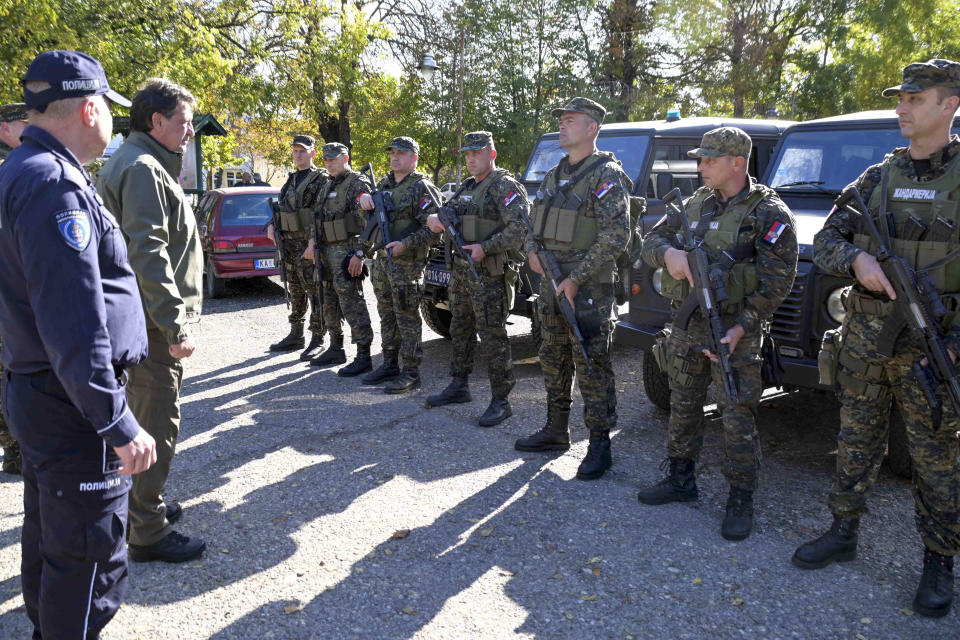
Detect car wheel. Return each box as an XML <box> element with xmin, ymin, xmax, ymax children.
<box><xmin>420</xmin><ymin>299</ymin><xmax>452</xmax><ymax>339</ymax></box>
<box><xmin>642</xmin><ymin>348</ymin><xmax>671</xmax><ymax>411</ymax></box>
<box><xmin>884</xmin><ymin>402</ymin><xmax>912</xmax><ymax>479</ymax></box>
<box><xmin>205</xmin><ymin>256</ymin><xmax>226</xmax><ymax>299</ymax></box>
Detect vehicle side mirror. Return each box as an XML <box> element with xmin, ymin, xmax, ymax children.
<box><xmin>656</xmin><ymin>173</ymin><xmax>674</xmax><ymax>199</ymax></box>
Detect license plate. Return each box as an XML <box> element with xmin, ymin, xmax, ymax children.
<box><xmin>424</xmin><ymin>266</ymin><xmax>451</xmax><ymax>286</ymax></box>
<box><xmin>255</xmin><ymin>258</ymin><xmax>275</xmax><ymax>270</ymax></box>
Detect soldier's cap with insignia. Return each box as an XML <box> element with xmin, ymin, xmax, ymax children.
<box><xmin>22</xmin><ymin>50</ymin><xmax>131</xmax><ymax>112</ymax></box>
<box><xmin>384</xmin><ymin>136</ymin><xmax>420</xmax><ymax>154</ymax></box>
<box><xmin>687</xmin><ymin>126</ymin><xmax>752</xmax><ymax>159</ymax></box>
<box><xmin>322</xmin><ymin>142</ymin><xmax>349</xmax><ymax>158</ymax></box>
<box><xmin>292</xmin><ymin>134</ymin><xmax>315</xmax><ymax>150</ymax></box>
<box><xmin>551</xmin><ymin>97</ymin><xmax>606</xmax><ymax>124</ymax></box>
<box><xmin>460</xmin><ymin>131</ymin><xmax>493</xmax><ymax>151</ymax></box>
<box><xmin>882</xmin><ymin>58</ymin><xmax>960</xmax><ymax>97</ymax></box>
<box><xmin>0</xmin><ymin>103</ymin><xmax>28</xmax><ymax>123</ymax></box>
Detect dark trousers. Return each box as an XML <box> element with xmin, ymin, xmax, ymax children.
<box><xmin>5</xmin><ymin>370</ymin><xmax>130</xmax><ymax>640</ymax></box>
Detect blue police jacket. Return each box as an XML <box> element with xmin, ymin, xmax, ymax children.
<box><xmin>0</xmin><ymin>125</ymin><xmax>148</xmax><ymax>447</ymax></box>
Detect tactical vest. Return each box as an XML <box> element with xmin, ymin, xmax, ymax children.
<box><xmin>856</xmin><ymin>153</ymin><xmax>960</xmax><ymax>293</ymax></box>
<box><xmin>318</xmin><ymin>170</ymin><xmax>365</xmax><ymax>243</ymax></box>
<box><xmin>659</xmin><ymin>185</ymin><xmax>772</xmax><ymax>312</ymax></box>
<box><xmin>278</xmin><ymin>168</ymin><xmax>325</xmax><ymax>235</ymax></box>
<box><xmin>382</xmin><ymin>172</ymin><xmax>429</xmax><ymax>241</ymax></box>
<box><xmin>456</xmin><ymin>169</ymin><xmax>510</xmax><ymax>243</ymax></box>
<box><xmin>531</xmin><ymin>153</ymin><xmax>621</xmax><ymax>282</ymax></box>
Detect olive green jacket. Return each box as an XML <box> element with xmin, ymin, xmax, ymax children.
<box><xmin>96</xmin><ymin>131</ymin><xmax>203</xmax><ymax>346</ymax></box>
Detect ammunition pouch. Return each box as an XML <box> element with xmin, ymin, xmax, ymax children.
<box><xmin>817</xmin><ymin>327</ymin><xmax>842</xmax><ymax>389</ymax></box>
<box><xmin>279</xmin><ymin>210</ymin><xmax>302</xmax><ymax>232</ymax></box>
<box><xmin>322</xmin><ymin>215</ymin><xmax>363</xmax><ymax>243</ymax></box>
<box><xmin>504</xmin><ymin>263</ymin><xmax>519</xmax><ymax>311</ymax></box>
<box><xmin>532</xmin><ymin>202</ymin><xmax>598</xmax><ymax>251</ymax></box>
<box><xmin>651</xmin><ymin>325</ymin><xmax>671</xmax><ymax>373</ymax></box>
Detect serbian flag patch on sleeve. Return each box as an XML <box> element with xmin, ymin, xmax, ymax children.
<box><xmin>762</xmin><ymin>220</ymin><xmax>786</xmax><ymax>244</ymax></box>
<box><xmin>595</xmin><ymin>180</ymin><xmax>615</xmax><ymax>199</ymax></box>
<box><xmin>419</xmin><ymin>196</ymin><xmax>432</xmax><ymax>209</ymax></box>
<box><xmin>502</xmin><ymin>191</ymin><xmax>518</xmax><ymax>206</ymax></box>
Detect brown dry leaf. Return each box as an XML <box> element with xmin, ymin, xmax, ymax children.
<box><xmin>391</xmin><ymin>529</ymin><xmax>411</xmax><ymax>539</ymax></box>
<box><xmin>283</xmin><ymin>605</ymin><xmax>301</xmax><ymax>615</ymax></box>
<box><xmin>592</xmin><ymin>568</ymin><xmax>602</xmax><ymax>577</ymax></box>
<box><xmin>581</xmin><ymin>595</ymin><xmax>597</xmax><ymax>601</ymax></box>
<box><xmin>401</xmin><ymin>607</ymin><xmax>418</xmax><ymax>615</ymax></box>
<box><xmin>478</xmin><ymin>527</ymin><xmax>495</xmax><ymax>537</ymax></box>
<box><xmin>731</xmin><ymin>598</ymin><xmax>745</xmax><ymax>606</ymax></box>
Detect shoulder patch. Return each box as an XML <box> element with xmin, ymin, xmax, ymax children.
<box><xmin>762</xmin><ymin>220</ymin><xmax>787</xmax><ymax>245</ymax></box>
<box><xmin>419</xmin><ymin>196</ymin><xmax>432</xmax><ymax>209</ymax></box>
<box><xmin>502</xmin><ymin>191</ymin><xmax>519</xmax><ymax>206</ymax></box>
<box><xmin>595</xmin><ymin>180</ymin><xmax>615</xmax><ymax>199</ymax></box>
<box><xmin>55</xmin><ymin>209</ymin><xmax>92</xmax><ymax>251</ymax></box>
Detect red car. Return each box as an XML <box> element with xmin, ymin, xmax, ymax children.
<box><xmin>196</xmin><ymin>186</ymin><xmax>281</xmax><ymax>298</ymax></box>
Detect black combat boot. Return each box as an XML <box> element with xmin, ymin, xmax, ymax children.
<box><xmin>311</xmin><ymin>334</ymin><xmax>346</xmax><ymax>366</ymax></box>
<box><xmin>913</xmin><ymin>548</ymin><xmax>954</xmax><ymax>618</ymax></box>
<box><xmin>384</xmin><ymin>368</ymin><xmax>421</xmax><ymax>394</ymax></box>
<box><xmin>576</xmin><ymin>431</ymin><xmax>612</xmax><ymax>480</ymax></box>
<box><xmin>425</xmin><ymin>376</ymin><xmax>471</xmax><ymax>408</ymax></box>
<box><xmin>477</xmin><ymin>397</ymin><xmax>511</xmax><ymax>427</ymax></box>
<box><xmin>300</xmin><ymin>332</ymin><xmax>326</xmax><ymax>361</ymax></box>
<box><xmin>270</xmin><ymin>323</ymin><xmax>305</xmax><ymax>352</ymax></box>
<box><xmin>338</xmin><ymin>343</ymin><xmax>373</xmax><ymax>377</ymax></box>
<box><xmin>362</xmin><ymin>351</ymin><xmax>400</xmax><ymax>384</ymax></box>
<box><xmin>721</xmin><ymin>486</ymin><xmax>754</xmax><ymax>541</ymax></box>
<box><xmin>791</xmin><ymin>516</ymin><xmax>859</xmax><ymax>569</ymax></box>
<box><xmin>514</xmin><ymin>406</ymin><xmax>571</xmax><ymax>452</ymax></box>
<box><xmin>637</xmin><ymin>458</ymin><xmax>698</xmax><ymax>505</ymax></box>
<box><xmin>2</xmin><ymin>443</ymin><xmax>21</xmax><ymax>475</ymax></box>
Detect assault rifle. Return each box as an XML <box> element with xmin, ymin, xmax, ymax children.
<box><xmin>268</xmin><ymin>198</ymin><xmax>291</xmax><ymax>309</ymax></box>
<box><xmin>359</xmin><ymin>163</ymin><xmax>395</xmax><ymax>271</ymax></box>
<box><xmin>662</xmin><ymin>187</ymin><xmax>739</xmax><ymax>404</ymax></box>
<box><xmin>436</xmin><ymin>181</ymin><xmax>481</xmax><ymax>282</ymax></box>
<box><xmin>519</xmin><ymin>200</ymin><xmax>591</xmax><ymax>370</ymax></box>
<box><xmin>836</xmin><ymin>186</ymin><xmax>960</xmax><ymax>428</ymax></box>
<box><xmin>310</xmin><ymin>209</ymin><xmax>324</xmax><ymax>314</ymax></box>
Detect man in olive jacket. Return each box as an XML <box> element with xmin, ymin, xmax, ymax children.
<box><xmin>96</xmin><ymin>79</ymin><xmax>206</xmax><ymax>563</ymax></box>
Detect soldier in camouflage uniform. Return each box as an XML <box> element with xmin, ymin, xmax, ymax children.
<box><xmin>267</xmin><ymin>135</ymin><xmax>329</xmax><ymax>359</ymax></box>
<box><xmin>513</xmin><ymin>97</ymin><xmax>630</xmax><ymax>481</ymax></box>
<box><xmin>793</xmin><ymin>59</ymin><xmax>960</xmax><ymax>618</ymax></box>
<box><xmin>358</xmin><ymin>137</ymin><xmax>441</xmax><ymax>393</ymax></box>
<box><xmin>303</xmin><ymin>142</ymin><xmax>375</xmax><ymax>375</ymax></box>
<box><xmin>424</xmin><ymin>131</ymin><xmax>528</xmax><ymax>426</ymax></box>
<box><xmin>637</xmin><ymin>127</ymin><xmax>798</xmax><ymax>541</ymax></box>
<box><xmin>0</xmin><ymin>103</ymin><xmax>27</xmax><ymax>475</ymax></box>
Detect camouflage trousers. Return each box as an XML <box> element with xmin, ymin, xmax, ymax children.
<box><xmin>370</xmin><ymin>252</ymin><xmax>426</xmax><ymax>370</ymax></box>
<box><xmin>322</xmin><ymin>242</ymin><xmax>372</xmax><ymax>346</ymax></box>
<box><xmin>537</xmin><ymin>279</ymin><xmax>616</xmax><ymax>434</ymax></box>
<box><xmin>829</xmin><ymin>309</ymin><xmax>960</xmax><ymax>556</ymax></box>
<box><xmin>664</xmin><ymin>315</ymin><xmax>763</xmax><ymax>490</ymax></box>
<box><xmin>449</xmin><ymin>259</ymin><xmax>514</xmax><ymax>398</ymax></box>
<box><xmin>283</xmin><ymin>234</ymin><xmax>323</xmax><ymax>335</ymax></box>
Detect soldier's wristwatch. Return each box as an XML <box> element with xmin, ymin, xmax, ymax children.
<box><xmin>355</xmin><ymin>250</ymin><xmax>364</xmax><ymax>258</ymax></box>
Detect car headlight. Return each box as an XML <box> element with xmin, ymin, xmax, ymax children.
<box><xmin>652</xmin><ymin>267</ymin><xmax>664</xmax><ymax>295</ymax></box>
<box><xmin>826</xmin><ymin>286</ymin><xmax>847</xmax><ymax>324</ymax></box>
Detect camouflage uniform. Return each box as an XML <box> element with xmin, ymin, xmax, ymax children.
<box><xmin>445</xmin><ymin>161</ymin><xmax>528</xmax><ymax>398</ymax></box>
<box><xmin>642</xmin><ymin>166</ymin><xmax>798</xmax><ymax>490</ymax></box>
<box><xmin>277</xmin><ymin>164</ymin><xmax>328</xmax><ymax>335</ymax></box>
<box><xmin>529</xmin><ymin>149</ymin><xmax>630</xmax><ymax>436</ymax></box>
<box><xmin>813</xmin><ymin>136</ymin><xmax>960</xmax><ymax>557</ymax></box>
<box><xmin>316</xmin><ymin>161</ymin><xmax>374</xmax><ymax>347</ymax></box>
<box><xmin>0</xmin><ymin>103</ymin><xmax>26</xmax><ymax>474</ymax></box>
<box><xmin>367</xmin><ymin>144</ymin><xmax>440</xmax><ymax>371</ymax></box>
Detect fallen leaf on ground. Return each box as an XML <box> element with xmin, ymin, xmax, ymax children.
<box><xmin>592</xmin><ymin>568</ymin><xmax>602</xmax><ymax>576</ymax></box>
<box><xmin>401</xmin><ymin>607</ymin><xmax>418</xmax><ymax>615</ymax></box>
<box><xmin>581</xmin><ymin>595</ymin><xmax>597</xmax><ymax>601</ymax></box>
<box><xmin>693</xmin><ymin>578</ymin><xmax>703</xmax><ymax>584</ymax></box>
<box><xmin>478</xmin><ymin>527</ymin><xmax>494</xmax><ymax>537</ymax></box>
<box><xmin>391</xmin><ymin>529</ymin><xmax>411</xmax><ymax>539</ymax></box>
<box><xmin>283</xmin><ymin>605</ymin><xmax>301</xmax><ymax>614</ymax></box>
<box><xmin>898</xmin><ymin>608</ymin><xmax>914</xmax><ymax>616</ymax></box>
<box><xmin>731</xmin><ymin>598</ymin><xmax>745</xmax><ymax>606</ymax></box>
<box><xmin>587</xmin><ymin>556</ymin><xmax>602</xmax><ymax>564</ymax></box>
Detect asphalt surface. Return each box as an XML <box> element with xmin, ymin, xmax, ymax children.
<box><xmin>1</xmin><ymin>275</ymin><xmax>957</xmax><ymax>639</ymax></box>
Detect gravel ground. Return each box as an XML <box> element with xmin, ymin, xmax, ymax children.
<box><xmin>0</xmin><ymin>276</ymin><xmax>957</xmax><ymax>639</ymax></box>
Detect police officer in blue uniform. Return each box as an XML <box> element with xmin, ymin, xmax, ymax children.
<box><xmin>0</xmin><ymin>50</ymin><xmax>158</xmax><ymax>640</ymax></box>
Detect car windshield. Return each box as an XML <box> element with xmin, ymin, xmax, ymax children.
<box><xmin>220</xmin><ymin>193</ymin><xmax>275</xmax><ymax>227</ymax></box>
<box><xmin>768</xmin><ymin>128</ymin><xmax>909</xmax><ymax>192</ymax></box>
<box><xmin>522</xmin><ymin>133</ymin><xmax>652</xmax><ymax>187</ymax></box>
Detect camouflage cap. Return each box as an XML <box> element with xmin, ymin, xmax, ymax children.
<box><xmin>687</xmin><ymin>126</ymin><xmax>752</xmax><ymax>159</ymax></box>
<box><xmin>551</xmin><ymin>97</ymin><xmax>606</xmax><ymax>124</ymax></box>
<box><xmin>322</xmin><ymin>142</ymin><xmax>349</xmax><ymax>158</ymax></box>
<box><xmin>460</xmin><ymin>130</ymin><xmax>493</xmax><ymax>151</ymax></box>
<box><xmin>882</xmin><ymin>58</ymin><xmax>960</xmax><ymax>97</ymax></box>
<box><xmin>0</xmin><ymin>103</ymin><xmax>28</xmax><ymax>123</ymax></box>
<box><xmin>292</xmin><ymin>134</ymin><xmax>315</xmax><ymax>150</ymax></box>
<box><xmin>384</xmin><ymin>136</ymin><xmax>419</xmax><ymax>154</ymax></box>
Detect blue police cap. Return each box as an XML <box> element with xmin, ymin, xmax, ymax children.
<box><xmin>22</xmin><ymin>50</ymin><xmax>131</xmax><ymax>112</ymax></box>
